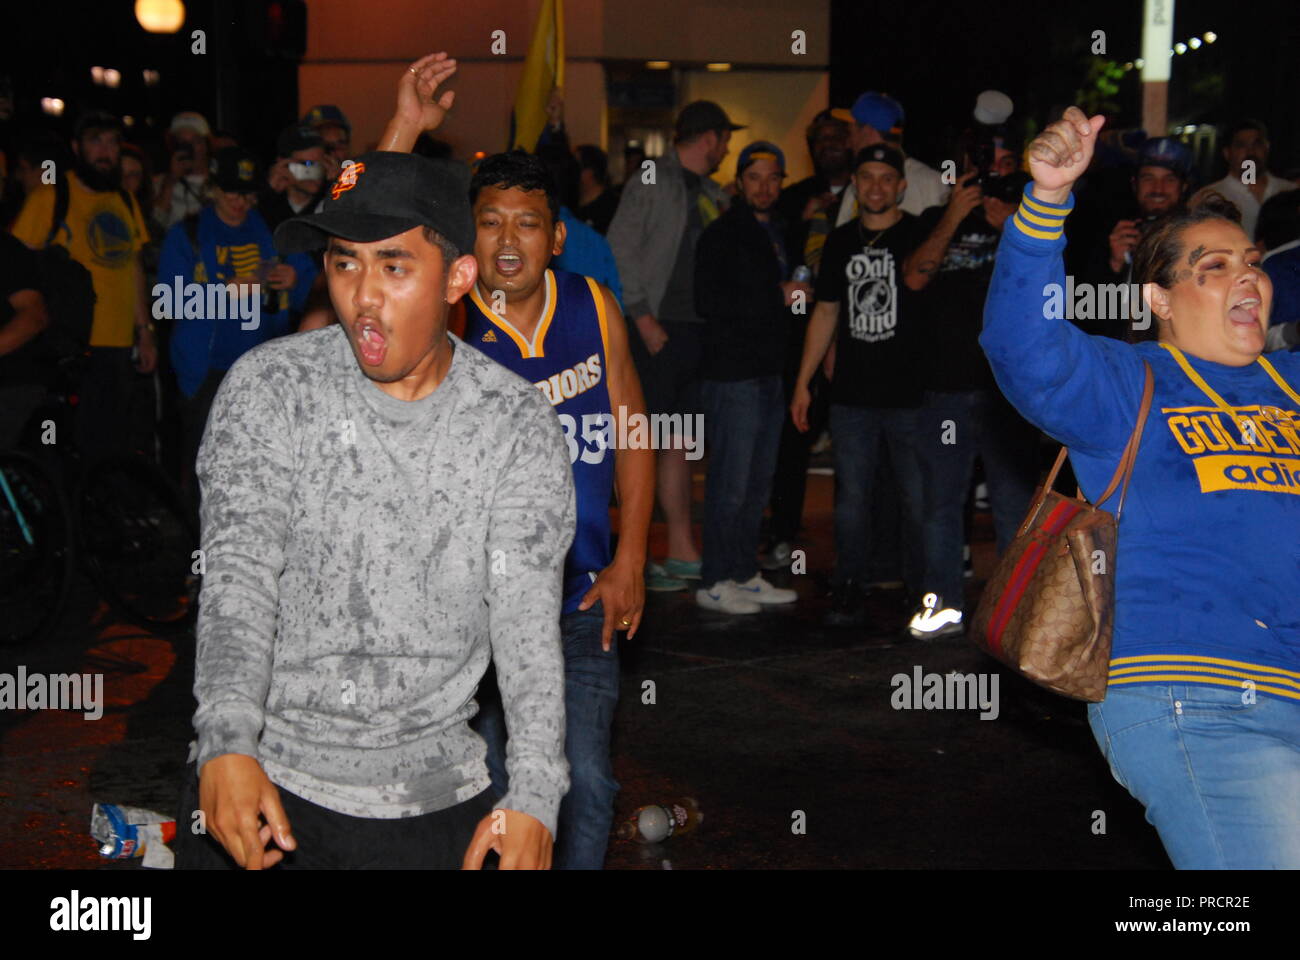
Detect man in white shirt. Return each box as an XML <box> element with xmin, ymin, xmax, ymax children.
<box><xmin>1194</xmin><ymin>119</ymin><xmax>1291</xmax><ymax>241</ymax></box>
<box><xmin>834</xmin><ymin>92</ymin><xmax>949</xmax><ymax>224</ymax></box>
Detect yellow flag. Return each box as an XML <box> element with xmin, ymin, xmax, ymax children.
<box><xmin>510</xmin><ymin>0</ymin><xmax>565</xmax><ymax>151</ymax></box>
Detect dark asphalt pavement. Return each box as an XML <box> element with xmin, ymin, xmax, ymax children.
<box><xmin>0</xmin><ymin>470</ymin><xmax>1170</xmax><ymax>870</ymax></box>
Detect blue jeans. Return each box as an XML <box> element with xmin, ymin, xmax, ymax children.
<box><xmin>1089</xmin><ymin>683</ymin><xmax>1300</xmax><ymax>868</ymax></box>
<box><xmin>914</xmin><ymin>389</ymin><xmax>1037</xmax><ymax>607</ymax></box>
<box><xmin>828</xmin><ymin>403</ymin><xmax>925</xmax><ymax>594</ymax></box>
<box><xmin>700</xmin><ymin>376</ymin><xmax>784</xmax><ymax>589</ymax></box>
<box><xmin>471</xmin><ymin>606</ymin><xmax>620</xmax><ymax>869</ymax></box>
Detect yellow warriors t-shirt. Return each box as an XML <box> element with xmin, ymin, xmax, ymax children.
<box><xmin>12</xmin><ymin>171</ymin><xmax>147</xmax><ymax>347</ymax></box>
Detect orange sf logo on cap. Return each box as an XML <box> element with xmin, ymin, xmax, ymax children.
<box><xmin>331</xmin><ymin>161</ymin><xmax>365</xmax><ymax>200</ymax></box>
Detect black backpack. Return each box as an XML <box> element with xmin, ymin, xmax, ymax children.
<box><xmin>32</xmin><ymin>178</ymin><xmax>136</xmax><ymax>361</ymax></box>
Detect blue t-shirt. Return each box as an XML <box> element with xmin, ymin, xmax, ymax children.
<box><xmin>555</xmin><ymin>206</ymin><xmax>623</xmax><ymax>308</ymax></box>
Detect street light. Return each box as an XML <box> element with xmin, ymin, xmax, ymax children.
<box><xmin>1203</xmin><ymin>31</ymin><xmax>1216</xmax><ymax>43</ymax></box>
<box><xmin>135</xmin><ymin>0</ymin><xmax>185</xmax><ymax>34</ymax></box>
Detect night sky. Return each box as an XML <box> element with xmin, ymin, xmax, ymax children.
<box><xmin>830</xmin><ymin>0</ymin><xmax>1300</xmax><ymax>179</ymax></box>
<box><xmin>4</xmin><ymin>0</ymin><xmax>1298</xmax><ymax>179</ymax></box>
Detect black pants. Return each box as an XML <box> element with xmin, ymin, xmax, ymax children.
<box><xmin>75</xmin><ymin>346</ymin><xmax>136</xmax><ymax>464</ymax></box>
<box><xmin>767</xmin><ymin>367</ymin><xmax>829</xmax><ymax>544</ymax></box>
<box><xmin>173</xmin><ymin>761</ymin><xmax>498</xmax><ymax>869</ymax></box>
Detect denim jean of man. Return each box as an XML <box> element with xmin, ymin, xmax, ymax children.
<box><xmin>913</xmin><ymin>389</ymin><xmax>1038</xmax><ymax>608</ymax></box>
<box><xmin>471</xmin><ymin>605</ymin><xmax>620</xmax><ymax>869</ymax></box>
<box><xmin>699</xmin><ymin>376</ymin><xmax>784</xmax><ymax>589</ymax></box>
<box><xmin>1089</xmin><ymin>683</ymin><xmax>1300</xmax><ymax>868</ymax></box>
<box><xmin>828</xmin><ymin>403</ymin><xmax>925</xmax><ymax>595</ymax></box>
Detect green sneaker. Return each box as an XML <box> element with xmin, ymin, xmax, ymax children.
<box><xmin>662</xmin><ymin>557</ymin><xmax>702</xmax><ymax>580</ymax></box>
<box><xmin>645</xmin><ymin>563</ymin><xmax>688</xmax><ymax>592</ymax></box>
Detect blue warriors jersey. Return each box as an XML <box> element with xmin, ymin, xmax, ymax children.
<box><xmin>464</xmin><ymin>268</ymin><xmax>615</xmax><ymax>613</ymax></box>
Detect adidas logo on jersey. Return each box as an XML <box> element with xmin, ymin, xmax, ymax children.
<box><xmin>481</xmin><ymin>329</ymin><xmax>498</xmax><ymax>343</ymax></box>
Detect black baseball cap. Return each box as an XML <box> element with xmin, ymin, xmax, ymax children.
<box><xmin>853</xmin><ymin>143</ymin><xmax>906</xmax><ymax>177</ymax></box>
<box><xmin>73</xmin><ymin>110</ymin><xmax>123</xmax><ymax>140</ymax></box>
<box><xmin>675</xmin><ymin>100</ymin><xmax>745</xmax><ymax>140</ymax></box>
<box><xmin>210</xmin><ymin>147</ymin><xmax>260</xmax><ymax>193</ymax></box>
<box><xmin>274</xmin><ymin>151</ymin><xmax>475</xmax><ymax>257</ymax></box>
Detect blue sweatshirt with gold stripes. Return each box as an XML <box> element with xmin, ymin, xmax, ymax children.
<box><xmin>980</xmin><ymin>185</ymin><xmax>1300</xmax><ymax>703</ymax></box>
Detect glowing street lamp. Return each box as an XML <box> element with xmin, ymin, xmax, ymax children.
<box><xmin>135</xmin><ymin>0</ymin><xmax>185</xmax><ymax>34</ymax></box>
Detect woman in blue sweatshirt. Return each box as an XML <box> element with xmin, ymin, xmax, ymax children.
<box><xmin>981</xmin><ymin>107</ymin><xmax>1300</xmax><ymax>869</ymax></box>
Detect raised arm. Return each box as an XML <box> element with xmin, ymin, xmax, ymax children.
<box><xmin>377</xmin><ymin>52</ymin><xmax>459</xmax><ymax>153</ymax></box>
<box><xmin>903</xmin><ymin>171</ymin><xmax>982</xmax><ymax>291</ymax></box>
<box><xmin>978</xmin><ymin>106</ymin><xmax>1145</xmax><ymax>458</ymax></box>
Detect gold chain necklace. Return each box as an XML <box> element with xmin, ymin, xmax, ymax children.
<box><xmin>858</xmin><ymin>218</ymin><xmax>896</xmax><ymax>249</ymax></box>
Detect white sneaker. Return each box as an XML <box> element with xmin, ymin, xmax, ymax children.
<box><xmin>908</xmin><ymin>592</ymin><xmax>964</xmax><ymax>639</ymax></box>
<box><xmin>731</xmin><ymin>574</ymin><xmax>797</xmax><ymax>605</ymax></box>
<box><xmin>696</xmin><ymin>581</ymin><xmax>761</xmax><ymax>614</ymax></box>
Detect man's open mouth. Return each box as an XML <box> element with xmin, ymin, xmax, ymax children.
<box><xmin>354</xmin><ymin>320</ymin><xmax>387</xmax><ymax>366</ymax></box>
<box><xmin>495</xmin><ymin>251</ymin><xmax>524</xmax><ymax>278</ymax></box>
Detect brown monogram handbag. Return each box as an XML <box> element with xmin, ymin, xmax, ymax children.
<box><xmin>970</xmin><ymin>361</ymin><xmax>1154</xmax><ymax>701</ymax></box>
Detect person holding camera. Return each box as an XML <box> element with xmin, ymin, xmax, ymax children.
<box><xmin>154</xmin><ymin>111</ymin><xmax>213</xmax><ymax>230</ymax></box>
<box><xmin>901</xmin><ymin>141</ymin><xmax>1039</xmax><ymax>640</ymax></box>
<box><xmin>257</xmin><ymin>125</ymin><xmax>329</xmax><ymax>233</ymax></box>
<box><xmin>982</xmin><ymin>106</ymin><xmax>1300</xmax><ymax>868</ymax></box>
<box><xmin>1079</xmin><ymin>137</ymin><xmax>1193</xmax><ymax>339</ymax></box>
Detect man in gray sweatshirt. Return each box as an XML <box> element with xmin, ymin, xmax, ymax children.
<box><xmin>176</xmin><ymin>151</ymin><xmax>575</xmax><ymax>870</ymax></box>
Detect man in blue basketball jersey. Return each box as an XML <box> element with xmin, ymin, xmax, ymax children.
<box><xmin>462</xmin><ymin>151</ymin><xmax>654</xmax><ymax>869</ymax></box>
<box><xmin>373</xmin><ymin>50</ymin><xmax>652</xmax><ymax>868</ymax></box>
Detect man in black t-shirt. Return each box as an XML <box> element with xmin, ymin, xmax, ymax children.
<box><xmin>902</xmin><ymin>169</ymin><xmax>1039</xmax><ymax>639</ymax></box>
<box><xmin>0</xmin><ymin>230</ymin><xmax>50</xmax><ymax>448</ymax></box>
<box><xmin>791</xmin><ymin>144</ymin><xmax>928</xmax><ymax>628</ymax></box>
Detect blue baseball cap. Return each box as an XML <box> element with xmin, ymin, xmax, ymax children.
<box><xmin>1137</xmin><ymin>137</ymin><xmax>1193</xmax><ymax>179</ymax></box>
<box><xmin>737</xmin><ymin>140</ymin><xmax>786</xmax><ymax>175</ymax></box>
<box><xmin>302</xmin><ymin>104</ymin><xmax>351</xmax><ymax>134</ymax></box>
<box><xmin>851</xmin><ymin>92</ymin><xmax>904</xmax><ymax>136</ymax></box>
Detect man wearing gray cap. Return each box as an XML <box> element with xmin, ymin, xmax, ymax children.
<box><xmin>607</xmin><ymin>99</ymin><xmax>740</xmax><ymax>591</ymax></box>
<box><xmin>178</xmin><ymin>151</ymin><xmax>575</xmax><ymax>870</ymax></box>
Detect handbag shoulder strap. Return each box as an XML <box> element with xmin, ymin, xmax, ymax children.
<box><xmin>1029</xmin><ymin>359</ymin><xmax>1154</xmax><ymax>532</ymax></box>
<box><xmin>1093</xmin><ymin>359</ymin><xmax>1155</xmax><ymax>519</ymax></box>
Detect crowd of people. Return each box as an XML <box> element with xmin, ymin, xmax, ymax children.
<box><xmin>3</xmin><ymin>48</ymin><xmax>1300</xmax><ymax>870</ymax></box>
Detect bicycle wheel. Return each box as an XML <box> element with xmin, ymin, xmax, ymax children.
<box><xmin>0</xmin><ymin>451</ymin><xmax>73</xmax><ymax>646</ymax></box>
<box><xmin>78</xmin><ymin>454</ymin><xmax>199</xmax><ymax>633</ymax></box>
